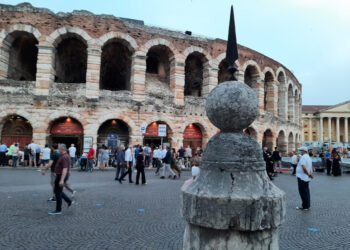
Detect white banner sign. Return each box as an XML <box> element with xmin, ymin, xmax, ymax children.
<box><xmin>140</xmin><ymin>124</ymin><xmax>146</xmax><ymax>134</ymax></box>
<box><xmin>158</xmin><ymin>124</ymin><xmax>167</xmax><ymax>137</ymax></box>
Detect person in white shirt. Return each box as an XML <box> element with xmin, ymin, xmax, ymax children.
<box><xmin>185</xmin><ymin>145</ymin><xmax>192</xmax><ymax>159</ymax></box>
<box><xmin>291</xmin><ymin>151</ymin><xmax>298</xmax><ymax>175</ymax></box>
<box><xmin>118</xmin><ymin>145</ymin><xmax>134</xmax><ymax>183</ymax></box>
<box><xmin>28</xmin><ymin>141</ymin><xmax>38</xmax><ymax>168</ymax></box>
<box><xmin>153</xmin><ymin>147</ymin><xmax>163</xmax><ymax>175</ymax></box>
<box><xmin>41</xmin><ymin>144</ymin><xmax>51</xmax><ymax>167</ymax></box>
<box><xmin>296</xmin><ymin>146</ymin><xmax>313</xmax><ymax>211</ymax></box>
<box><xmin>12</xmin><ymin>143</ymin><xmax>19</xmax><ymax>168</ymax></box>
<box><xmin>69</xmin><ymin>144</ymin><xmax>77</xmax><ymax>168</ymax></box>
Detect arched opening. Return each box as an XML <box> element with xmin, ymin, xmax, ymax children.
<box><xmin>49</xmin><ymin>117</ymin><xmax>84</xmax><ymax>155</ymax></box>
<box><xmin>262</xmin><ymin>129</ymin><xmax>273</xmax><ymax>151</ymax></box>
<box><xmin>100</xmin><ymin>39</ymin><xmax>132</xmax><ymax>91</ymax></box>
<box><xmin>264</xmin><ymin>71</ymin><xmax>274</xmax><ymax>113</ymax></box>
<box><xmin>277</xmin><ymin>72</ymin><xmax>286</xmax><ymax>118</ymax></box>
<box><xmin>276</xmin><ymin>131</ymin><xmax>287</xmax><ymax>155</ymax></box>
<box><xmin>143</xmin><ymin>121</ymin><xmax>173</xmax><ymax>148</ymax></box>
<box><xmin>7</xmin><ymin>31</ymin><xmax>38</xmax><ymax>81</ymax></box>
<box><xmin>244</xmin><ymin>65</ymin><xmax>259</xmax><ymax>88</ymax></box>
<box><xmin>55</xmin><ymin>37</ymin><xmax>87</xmax><ymax>83</ymax></box>
<box><xmin>185</xmin><ymin>52</ymin><xmax>206</xmax><ymax>97</ymax></box>
<box><xmin>183</xmin><ymin>124</ymin><xmax>203</xmax><ymax>154</ymax></box>
<box><xmin>146</xmin><ymin>45</ymin><xmax>173</xmax><ymax>84</ymax></box>
<box><xmin>97</xmin><ymin>119</ymin><xmax>130</xmax><ymax>150</ymax></box>
<box><xmin>244</xmin><ymin>127</ymin><xmax>257</xmax><ymax>140</ymax></box>
<box><xmin>288</xmin><ymin>85</ymin><xmax>294</xmax><ymax>121</ymax></box>
<box><xmin>288</xmin><ymin>132</ymin><xmax>294</xmax><ymax>153</ymax></box>
<box><xmin>218</xmin><ymin>59</ymin><xmax>230</xmax><ymax>84</ymax></box>
<box><xmin>1</xmin><ymin>115</ymin><xmax>33</xmax><ymax>150</ymax></box>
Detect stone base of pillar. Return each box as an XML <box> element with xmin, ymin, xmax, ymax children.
<box><xmin>183</xmin><ymin>224</ymin><xmax>279</xmax><ymax>250</ymax></box>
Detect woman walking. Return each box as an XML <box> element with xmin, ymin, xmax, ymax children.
<box><xmin>135</xmin><ymin>147</ymin><xmax>146</xmax><ymax>185</ymax></box>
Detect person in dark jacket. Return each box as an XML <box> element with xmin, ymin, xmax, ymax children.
<box><xmin>263</xmin><ymin>147</ymin><xmax>274</xmax><ymax>180</ymax></box>
<box><xmin>114</xmin><ymin>145</ymin><xmax>126</xmax><ymax>181</ymax></box>
<box><xmin>332</xmin><ymin>153</ymin><xmax>342</xmax><ymax>176</ymax></box>
<box><xmin>135</xmin><ymin>147</ymin><xmax>146</xmax><ymax>185</ymax></box>
<box><xmin>160</xmin><ymin>146</ymin><xmax>177</xmax><ymax>179</ymax></box>
<box><xmin>272</xmin><ymin>147</ymin><xmax>282</xmax><ymax>173</ymax></box>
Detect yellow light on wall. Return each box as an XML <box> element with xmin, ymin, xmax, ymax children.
<box><xmin>111</xmin><ymin>120</ymin><xmax>117</xmax><ymax>125</ymax></box>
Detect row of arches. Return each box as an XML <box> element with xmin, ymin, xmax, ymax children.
<box><xmin>0</xmin><ymin>115</ymin><xmax>206</xmax><ymax>155</ymax></box>
<box><xmin>1</xmin><ymin>25</ymin><xmax>301</xmax><ymax>111</ymax></box>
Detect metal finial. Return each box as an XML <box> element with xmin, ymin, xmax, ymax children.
<box><xmin>226</xmin><ymin>5</ymin><xmax>238</xmax><ymax>81</ymax></box>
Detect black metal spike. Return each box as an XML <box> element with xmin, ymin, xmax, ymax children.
<box><xmin>226</xmin><ymin>5</ymin><xmax>238</xmax><ymax>81</ymax></box>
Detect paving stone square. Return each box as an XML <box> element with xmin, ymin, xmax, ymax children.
<box><xmin>0</xmin><ymin>169</ymin><xmax>350</xmax><ymax>250</ymax></box>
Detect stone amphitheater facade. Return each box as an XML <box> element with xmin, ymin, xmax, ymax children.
<box><xmin>0</xmin><ymin>3</ymin><xmax>302</xmax><ymax>155</ymax></box>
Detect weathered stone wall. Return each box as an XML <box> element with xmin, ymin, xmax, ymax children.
<box><xmin>0</xmin><ymin>3</ymin><xmax>302</xmax><ymax>153</ymax></box>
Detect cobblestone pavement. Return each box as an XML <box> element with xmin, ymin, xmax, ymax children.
<box><xmin>0</xmin><ymin>168</ymin><xmax>350</xmax><ymax>250</ymax></box>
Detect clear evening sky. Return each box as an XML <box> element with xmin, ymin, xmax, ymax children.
<box><xmin>2</xmin><ymin>0</ymin><xmax>349</xmax><ymax>105</ymax></box>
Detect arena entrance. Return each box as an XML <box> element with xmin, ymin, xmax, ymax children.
<box><xmin>143</xmin><ymin>122</ymin><xmax>172</xmax><ymax>148</ymax></box>
<box><xmin>183</xmin><ymin>124</ymin><xmax>203</xmax><ymax>154</ymax></box>
<box><xmin>97</xmin><ymin>119</ymin><xmax>129</xmax><ymax>150</ymax></box>
<box><xmin>1</xmin><ymin>115</ymin><xmax>33</xmax><ymax>150</ymax></box>
<box><xmin>49</xmin><ymin>117</ymin><xmax>83</xmax><ymax>155</ymax></box>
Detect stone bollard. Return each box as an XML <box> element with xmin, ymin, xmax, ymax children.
<box><xmin>181</xmin><ymin>81</ymin><xmax>286</xmax><ymax>250</ymax></box>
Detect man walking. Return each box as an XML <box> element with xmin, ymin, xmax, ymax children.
<box><xmin>69</xmin><ymin>144</ymin><xmax>76</xmax><ymax>168</ymax></box>
<box><xmin>296</xmin><ymin>146</ymin><xmax>313</xmax><ymax>211</ymax></box>
<box><xmin>115</xmin><ymin>145</ymin><xmax>126</xmax><ymax>181</ymax></box>
<box><xmin>28</xmin><ymin>141</ymin><xmax>38</xmax><ymax>168</ymax></box>
<box><xmin>272</xmin><ymin>147</ymin><xmax>282</xmax><ymax>173</ymax></box>
<box><xmin>118</xmin><ymin>145</ymin><xmax>134</xmax><ymax>183</ymax></box>
<box><xmin>0</xmin><ymin>142</ymin><xmax>8</xmax><ymax>166</ymax></box>
<box><xmin>263</xmin><ymin>147</ymin><xmax>274</xmax><ymax>180</ymax></box>
<box><xmin>160</xmin><ymin>146</ymin><xmax>177</xmax><ymax>179</ymax></box>
<box><xmin>42</xmin><ymin>144</ymin><xmax>60</xmax><ymax>202</ymax></box>
<box><xmin>48</xmin><ymin>144</ymin><xmax>73</xmax><ymax>215</ymax></box>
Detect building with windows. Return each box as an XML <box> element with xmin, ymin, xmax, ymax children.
<box><xmin>0</xmin><ymin>3</ymin><xmax>302</xmax><ymax>154</ymax></box>
<box><xmin>302</xmin><ymin>101</ymin><xmax>350</xmax><ymax>143</ymax></box>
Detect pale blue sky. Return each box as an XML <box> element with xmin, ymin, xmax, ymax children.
<box><xmin>2</xmin><ymin>0</ymin><xmax>350</xmax><ymax>105</ymax></box>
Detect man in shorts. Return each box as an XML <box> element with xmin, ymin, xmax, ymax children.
<box><xmin>28</xmin><ymin>141</ymin><xmax>38</xmax><ymax>168</ymax></box>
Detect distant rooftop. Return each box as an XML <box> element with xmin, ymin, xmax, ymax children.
<box><xmin>302</xmin><ymin>105</ymin><xmax>330</xmax><ymax>113</ymax></box>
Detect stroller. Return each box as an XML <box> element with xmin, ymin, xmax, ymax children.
<box><xmin>79</xmin><ymin>157</ymin><xmax>88</xmax><ymax>171</ymax></box>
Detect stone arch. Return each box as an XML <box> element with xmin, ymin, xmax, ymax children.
<box><xmin>99</xmin><ymin>36</ymin><xmax>134</xmax><ymax>91</ymax></box>
<box><xmin>182</xmin><ymin>46</ymin><xmax>212</xmax><ymax>61</ymax></box>
<box><xmin>276</xmin><ymin>130</ymin><xmax>287</xmax><ymax>155</ymax></box>
<box><xmin>183</xmin><ymin>123</ymin><xmax>205</xmax><ymax>151</ymax></box>
<box><xmin>48</xmin><ymin>28</ymin><xmax>89</xmax><ymax>83</ymax></box>
<box><xmin>288</xmin><ymin>83</ymin><xmax>294</xmax><ymax>121</ymax></box>
<box><xmin>0</xmin><ymin>25</ymin><xmax>41</xmax><ymax>80</ymax></box>
<box><xmin>47</xmin><ymin>27</ymin><xmax>92</xmax><ymax>47</ymax></box>
<box><xmin>264</xmin><ymin>70</ymin><xmax>276</xmax><ymax>113</ymax></box>
<box><xmin>97</xmin><ymin>119</ymin><xmax>130</xmax><ymax>147</ymax></box>
<box><xmin>184</xmin><ymin>51</ymin><xmax>208</xmax><ymax>97</ymax></box>
<box><xmin>288</xmin><ymin>131</ymin><xmax>295</xmax><ymax>153</ymax></box>
<box><xmin>0</xmin><ymin>114</ymin><xmax>33</xmax><ymax>150</ymax></box>
<box><xmin>140</xmin><ymin>38</ymin><xmax>177</xmax><ymax>56</ymax></box>
<box><xmin>47</xmin><ymin>116</ymin><xmax>84</xmax><ymax>154</ymax></box>
<box><xmin>244</xmin><ymin>126</ymin><xmax>258</xmax><ymax>140</ymax></box>
<box><xmin>243</xmin><ymin>61</ymin><xmax>262</xmax><ymax>88</ymax></box>
<box><xmin>262</xmin><ymin>129</ymin><xmax>274</xmax><ymax>151</ymax></box>
<box><xmin>145</xmin><ymin>44</ymin><xmax>174</xmax><ymax>86</ymax></box>
<box><xmin>143</xmin><ymin>120</ymin><xmax>174</xmax><ymax>147</ymax></box>
<box><xmin>277</xmin><ymin>70</ymin><xmax>287</xmax><ymax>118</ymax></box>
<box><xmin>98</xmin><ymin>31</ymin><xmax>138</xmax><ymax>52</ymax></box>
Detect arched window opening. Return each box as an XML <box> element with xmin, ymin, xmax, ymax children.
<box><xmin>97</xmin><ymin>119</ymin><xmax>130</xmax><ymax>148</ymax></box>
<box><xmin>146</xmin><ymin>45</ymin><xmax>172</xmax><ymax>84</ymax></box>
<box><xmin>288</xmin><ymin>85</ymin><xmax>294</xmax><ymax>121</ymax></box>
<box><xmin>8</xmin><ymin>31</ymin><xmax>38</xmax><ymax>81</ymax></box>
<box><xmin>185</xmin><ymin>52</ymin><xmax>205</xmax><ymax>97</ymax></box>
<box><xmin>1</xmin><ymin>115</ymin><xmax>33</xmax><ymax>150</ymax></box>
<box><xmin>55</xmin><ymin>37</ymin><xmax>87</xmax><ymax>83</ymax></box>
<box><xmin>277</xmin><ymin>72</ymin><xmax>286</xmax><ymax>117</ymax></box>
<box><xmin>218</xmin><ymin>59</ymin><xmax>230</xmax><ymax>84</ymax></box>
<box><xmin>262</xmin><ymin>129</ymin><xmax>273</xmax><ymax>151</ymax></box>
<box><xmin>100</xmin><ymin>40</ymin><xmax>132</xmax><ymax>91</ymax></box>
<box><xmin>244</xmin><ymin>65</ymin><xmax>259</xmax><ymax>88</ymax></box>
<box><xmin>264</xmin><ymin>71</ymin><xmax>274</xmax><ymax>112</ymax></box>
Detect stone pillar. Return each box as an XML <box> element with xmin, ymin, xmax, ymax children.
<box><xmin>86</xmin><ymin>47</ymin><xmax>101</xmax><ymax>99</ymax></box>
<box><xmin>336</xmin><ymin>117</ymin><xmax>340</xmax><ymax>142</ymax></box>
<box><xmin>35</xmin><ymin>45</ymin><xmax>55</xmax><ymax>96</ymax></box>
<box><xmin>170</xmin><ymin>57</ymin><xmax>185</xmax><ymax>105</ymax></box>
<box><xmin>256</xmin><ymin>80</ymin><xmax>264</xmax><ymax>113</ymax></box>
<box><xmin>320</xmin><ymin>117</ymin><xmax>323</xmax><ymax>142</ymax></box>
<box><xmin>131</xmin><ymin>53</ymin><xmax>146</xmax><ymax>101</ymax></box>
<box><xmin>235</xmin><ymin>70</ymin><xmax>244</xmax><ymax>82</ymax></box>
<box><xmin>309</xmin><ymin>118</ymin><xmax>312</xmax><ymax>141</ymax></box>
<box><xmin>182</xmin><ymin>81</ymin><xmax>285</xmax><ymax>250</ymax></box>
<box><xmin>266</xmin><ymin>82</ymin><xmax>278</xmax><ymax>115</ymax></box>
<box><xmin>288</xmin><ymin>96</ymin><xmax>295</xmax><ymax>122</ymax></box>
<box><xmin>202</xmin><ymin>62</ymin><xmax>218</xmax><ymax>97</ymax></box>
<box><xmin>278</xmin><ymin>85</ymin><xmax>288</xmax><ymax>120</ymax></box>
<box><xmin>0</xmin><ymin>40</ymin><xmax>10</xmax><ymax>79</ymax></box>
<box><xmin>345</xmin><ymin>117</ymin><xmax>348</xmax><ymax>143</ymax></box>
<box><xmin>328</xmin><ymin>117</ymin><xmax>332</xmax><ymax>142</ymax></box>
